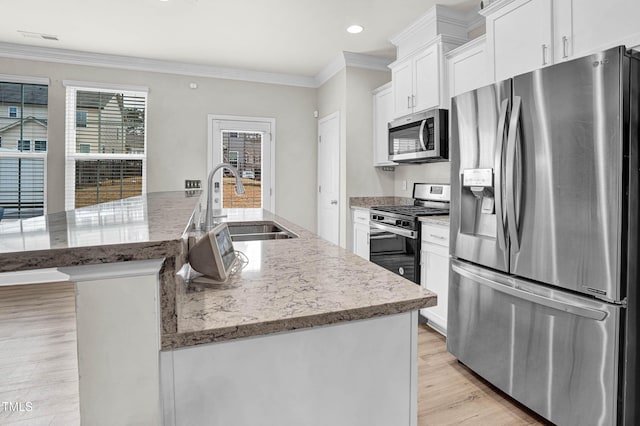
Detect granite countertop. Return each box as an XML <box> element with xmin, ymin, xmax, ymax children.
<box><xmin>0</xmin><ymin>192</ymin><xmax>436</xmax><ymax>350</ymax></box>
<box><xmin>165</xmin><ymin>208</ymin><xmax>435</xmax><ymax>349</ymax></box>
<box><xmin>0</xmin><ymin>191</ymin><xmax>202</xmax><ymax>273</ymax></box>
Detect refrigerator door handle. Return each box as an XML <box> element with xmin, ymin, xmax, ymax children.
<box><xmin>505</xmin><ymin>96</ymin><xmax>522</xmax><ymax>252</ymax></box>
<box><xmin>451</xmin><ymin>263</ymin><xmax>608</xmax><ymax>321</ymax></box>
<box><xmin>494</xmin><ymin>99</ymin><xmax>509</xmax><ymax>251</ymax></box>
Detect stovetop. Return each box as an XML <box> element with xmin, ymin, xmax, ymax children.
<box><xmin>370</xmin><ymin>205</ymin><xmax>449</xmax><ymax>218</ymax></box>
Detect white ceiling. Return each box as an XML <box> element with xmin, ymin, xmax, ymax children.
<box><xmin>2</xmin><ymin>0</ymin><xmax>478</xmax><ymax>79</ymax></box>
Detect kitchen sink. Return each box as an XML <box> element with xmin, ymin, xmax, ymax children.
<box><xmin>227</xmin><ymin>221</ymin><xmax>297</xmax><ymax>242</ymax></box>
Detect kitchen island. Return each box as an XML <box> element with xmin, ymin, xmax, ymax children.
<box><xmin>0</xmin><ymin>192</ymin><xmax>435</xmax><ymax>426</ymax></box>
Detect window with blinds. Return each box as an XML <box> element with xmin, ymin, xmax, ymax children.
<box><xmin>0</xmin><ymin>81</ymin><xmax>48</xmax><ymax>220</ymax></box>
<box><xmin>64</xmin><ymin>84</ymin><xmax>147</xmax><ymax>209</ymax></box>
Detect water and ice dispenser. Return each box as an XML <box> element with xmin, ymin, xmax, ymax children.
<box><xmin>460</xmin><ymin>168</ymin><xmax>498</xmax><ymax>238</ymax></box>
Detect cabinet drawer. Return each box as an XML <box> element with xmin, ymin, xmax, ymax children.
<box><xmin>353</xmin><ymin>209</ymin><xmax>370</xmax><ymax>225</ymax></box>
<box><xmin>422</xmin><ymin>223</ymin><xmax>449</xmax><ymax>247</ymax></box>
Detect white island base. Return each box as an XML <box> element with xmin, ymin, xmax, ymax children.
<box><xmin>160</xmin><ymin>311</ymin><xmax>419</xmax><ymax>426</ymax></box>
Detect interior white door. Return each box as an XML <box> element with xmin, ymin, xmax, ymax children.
<box><xmin>209</xmin><ymin>116</ymin><xmax>275</xmax><ymax>212</ymax></box>
<box><xmin>317</xmin><ymin>112</ymin><xmax>340</xmax><ymax>245</ymax></box>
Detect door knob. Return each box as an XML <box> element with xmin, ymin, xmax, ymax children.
<box><xmin>330</xmin><ymin>200</ymin><xmax>338</xmax><ymax>205</ymax></box>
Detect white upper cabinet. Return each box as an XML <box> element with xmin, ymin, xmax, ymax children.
<box><xmin>372</xmin><ymin>83</ymin><xmax>397</xmax><ymax>167</ymax></box>
<box><xmin>413</xmin><ymin>44</ymin><xmax>440</xmax><ymax>112</ymax></box>
<box><xmin>483</xmin><ymin>0</ymin><xmax>640</xmax><ymax>82</ymax></box>
<box><xmin>390</xmin><ymin>40</ymin><xmax>459</xmax><ymax>119</ymax></box>
<box><xmin>483</xmin><ymin>0</ymin><xmax>553</xmax><ymax>82</ymax></box>
<box><xmin>556</xmin><ymin>0</ymin><xmax>640</xmax><ymax>62</ymax></box>
<box><xmin>447</xmin><ymin>35</ymin><xmax>489</xmax><ymax>98</ymax></box>
<box><xmin>388</xmin><ymin>5</ymin><xmax>469</xmax><ymax>119</ymax></box>
<box><xmin>391</xmin><ymin>58</ymin><xmax>415</xmax><ymax>118</ymax></box>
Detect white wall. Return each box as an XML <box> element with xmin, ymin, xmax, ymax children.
<box><xmin>316</xmin><ymin>66</ymin><xmax>394</xmax><ymax>248</ymax></box>
<box><xmin>345</xmin><ymin>67</ymin><xmax>394</xmax><ymax>249</ymax></box>
<box><xmin>0</xmin><ymin>57</ymin><xmax>318</xmax><ymax>231</ymax></box>
<box><xmin>393</xmin><ymin>162</ymin><xmax>451</xmax><ymax>198</ymax></box>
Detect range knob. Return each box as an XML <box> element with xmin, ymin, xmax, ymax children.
<box><xmin>402</xmin><ymin>221</ymin><xmax>410</xmax><ymax>227</ymax></box>
<box><xmin>395</xmin><ymin>219</ymin><xmax>402</xmax><ymax>226</ymax></box>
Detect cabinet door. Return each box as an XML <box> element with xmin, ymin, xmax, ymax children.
<box><xmin>569</xmin><ymin>0</ymin><xmax>640</xmax><ymax>59</ymax></box>
<box><xmin>413</xmin><ymin>44</ymin><xmax>440</xmax><ymax>111</ymax></box>
<box><xmin>353</xmin><ymin>222</ymin><xmax>370</xmax><ymax>260</ymax></box>
<box><xmin>489</xmin><ymin>0</ymin><xmax>553</xmax><ymax>81</ymax></box>
<box><xmin>448</xmin><ymin>37</ymin><xmax>489</xmax><ymax>98</ymax></box>
<box><xmin>373</xmin><ymin>85</ymin><xmax>396</xmax><ymax>166</ymax></box>
<box><xmin>391</xmin><ymin>58</ymin><xmax>414</xmax><ymax>118</ymax></box>
<box><xmin>420</xmin><ymin>244</ymin><xmax>449</xmax><ymax>333</ymax></box>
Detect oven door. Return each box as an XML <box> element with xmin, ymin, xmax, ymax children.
<box><xmin>369</xmin><ymin>222</ymin><xmax>420</xmax><ymax>283</ymax></box>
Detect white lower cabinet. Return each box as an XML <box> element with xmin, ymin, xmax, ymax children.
<box><xmin>420</xmin><ymin>222</ymin><xmax>449</xmax><ymax>334</ymax></box>
<box><xmin>352</xmin><ymin>209</ymin><xmax>370</xmax><ymax>260</ymax></box>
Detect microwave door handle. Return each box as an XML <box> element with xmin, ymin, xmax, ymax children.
<box><xmin>418</xmin><ymin>119</ymin><xmax>427</xmax><ymax>151</ymax></box>
<box><xmin>505</xmin><ymin>96</ymin><xmax>522</xmax><ymax>252</ymax></box>
<box><xmin>494</xmin><ymin>98</ymin><xmax>509</xmax><ymax>251</ymax></box>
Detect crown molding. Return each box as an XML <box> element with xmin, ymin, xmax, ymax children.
<box><xmin>0</xmin><ymin>42</ymin><xmax>317</xmax><ymax>88</ymax></box>
<box><xmin>389</xmin><ymin>4</ymin><xmax>470</xmax><ymax>48</ymax></box>
<box><xmin>478</xmin><ymin>0</ymin><xmax>519</xmax><ymax>17</ymax></box>
<box><xmin>314</xmin><ymin>52</ymin><xmax>392</xmax><ymax>87</ymax></box>
<box><xmin>445</xmin><ymin>34</ymin><xmax>487</xmax><ymax>59</ymax></box>
<box><xmin>465</xmin><ymin>7</ymin><xmax>486</xmax><ymax>33</ymax></box>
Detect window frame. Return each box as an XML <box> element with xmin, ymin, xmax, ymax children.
<box><xmin>8</xmin><ymin>106</ymin><xmax>18</xmax><ymax>118</ymax></box>
<box><xmin>64</xmin><ymin>82</ymin><xmax>148</xmax><ymax>210</ymax></box>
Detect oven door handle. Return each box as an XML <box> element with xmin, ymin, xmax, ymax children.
<box><xmin>370</xmin><ymin>222</ymin><xmax>417</xmax><ymax>239</ymax></box>
<box><xmin>369</xmin><ymin>233</ymin><xmax>399</xmax><ymax>240</ymax></box>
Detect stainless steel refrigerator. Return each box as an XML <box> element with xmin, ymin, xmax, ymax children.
<box><xmin>448</xmin><ymin>46</ymin><xmax>639</xmax><ymax>425</ymax></box>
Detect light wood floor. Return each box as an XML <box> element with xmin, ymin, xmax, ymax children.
<box><xmin>417</xmin><ymin>324</ymin><xmax>549</xmax><ymax>425</ymax></box>
<box><xmin>0</xmin><ymin>282</ymin><xmax>547</xmax><ymax>425</ymax></box>
<box><xmin>0</xmin><ymin>282</ymin><xmax>80</xmax><ymax>425</ymax></box>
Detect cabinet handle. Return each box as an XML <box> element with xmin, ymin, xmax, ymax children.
<box><xmin>429</xmin><ymin>234</ymin><xmax>446</xmax><ymax>240</ymax></box>
<box><xmin>412</xmin><ymin>95</ymin><xmax>415</xmax><ymax>108</ymax></box>
<box><xmin>407</xmin><ymin>96</ymin><xmax>411</xmax><ymax>109</ymax></box>
<box><xmin>541</xmin><ymin>44</ymin><xmax>548</xmax><ymax>65</ymax></box>
<box><xmin>562</xmin><ymin>36</ymin><xmax>569</xmax><ymax>59</ymax></box>
<box><xmin>367</xmin><ymin>233</ymin><xmax>370</xmax><ymax>244</ymax></box>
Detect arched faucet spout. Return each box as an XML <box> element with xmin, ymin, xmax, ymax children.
<box><xmin>203</xmin><ymin>163</ymin><xmax>245</xmax><ymax>230</ymax></box>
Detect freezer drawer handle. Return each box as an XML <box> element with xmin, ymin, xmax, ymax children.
<box><xmin>451</xmin><ymin>263</ymin><xmax>608</xmax><ymax>321</ymax></box>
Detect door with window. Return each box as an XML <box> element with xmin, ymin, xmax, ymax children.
<box><xmin>208</xmin><ymin>116</ymin><xmax>274</xmax><ymax>211</ymax></box>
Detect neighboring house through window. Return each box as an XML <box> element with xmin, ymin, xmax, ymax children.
<box><xmin>64</xmin><ymin>82</ymin><xmax>148</xmax><ymax>209</ymax></box>
<box><xmin>0</xmin><ymin>80</ymin><xmax>48</xmax><ymax>220</ymax></box>
<box><xmin>76</xmin><ymin>110</ymin><xmax>87</xmax><ymax>128</ymax></box>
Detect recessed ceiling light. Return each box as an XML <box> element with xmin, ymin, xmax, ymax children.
<box><xmin>347</xmin><ymin>25</ymin><xmax>364</xmax><ymax>34</ymax></box>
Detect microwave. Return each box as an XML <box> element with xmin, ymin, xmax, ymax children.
<box><xmin>388</xmin><ymin>108</ymin><xmax>448</xmax><ymax>163</ymax></box>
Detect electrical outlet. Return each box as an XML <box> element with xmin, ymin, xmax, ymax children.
<box><xmin>185</xmin><ymin>179</ymin><xmax>201</xmax><ymax>189</ymax></box>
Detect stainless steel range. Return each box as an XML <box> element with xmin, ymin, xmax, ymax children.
<box><xmin>369</xmin><ymin>183</ymin><xmax>450</xmax><ymax>284</ymax></box>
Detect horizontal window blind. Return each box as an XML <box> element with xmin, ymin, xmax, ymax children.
<box><xmin>65</xmin><ymin>85</ymin><xmax>147</xmax><ymax>210</ymax></box>
<box><xmin>0</xmin><ymin>157</ymin><xmax>45</xmax><ymax>219</ymax></box>
<box><xmin>0</xmin><ymin>81</ymin><xmax>48</xmax><ymax>220</ymax></box>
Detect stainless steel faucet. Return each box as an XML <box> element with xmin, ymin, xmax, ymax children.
<box><xmin>203</xmin><ymin>163</ymin><xmax>245</xmax><ymax>231</ymax></box>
